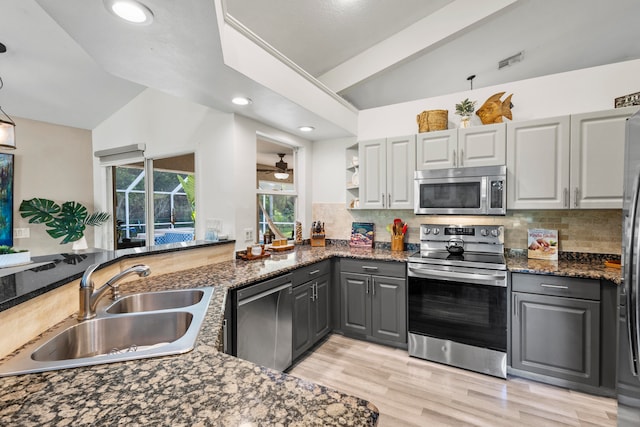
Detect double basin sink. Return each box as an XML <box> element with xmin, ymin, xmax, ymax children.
<box><xmin>0</xmin><ymin>287</ymin><xmax>215</xmax><ymax>377</ymax></box>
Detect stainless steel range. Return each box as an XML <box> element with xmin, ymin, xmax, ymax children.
<box><xmin>407</xmin><ymin>224</ymin><xmax>507</xmax><ymax>378</ymax></box>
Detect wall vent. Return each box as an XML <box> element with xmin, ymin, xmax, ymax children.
<box><xmin>498</xmin><ymin>51</ymin><xmax>524</xmax><ymax>69</ymax></box>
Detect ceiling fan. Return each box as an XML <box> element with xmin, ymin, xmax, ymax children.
<box><xmin>257</xmin><ymin>153</ymin><xmax>292</xmax><ymax>180</ymax></box>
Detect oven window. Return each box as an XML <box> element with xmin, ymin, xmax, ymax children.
<box><xmin>408</xmin><ymin>278</ymin><xmax>506</xmax><ymax>351</ymax></box>
<box><xmin>420</xmin><ymin>182</ymin><xmax>481</xmax><ymax>209</ymax></box>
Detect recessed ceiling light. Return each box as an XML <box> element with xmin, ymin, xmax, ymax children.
<box><xmin>299</xmin><ymin>126</ymin><xmax>315</xmax><ymax>132</ymax></box>
<box><xmin>232</xmin><ymin>97</ymin><xmax>252</xmax><ymax>106</ymax></box>
<box><xmin>104</xmin><ymin>0</ymin><xmax>154</xmax><ymax>25</ymax></box>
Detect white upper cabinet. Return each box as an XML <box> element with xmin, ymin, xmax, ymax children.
<box><xmin>507</xmin><ymin>116</ymin><xmax>571</xmax><ymax>209</ymax></box>
<box><xmin>416</xmin><ymin>129</ymin><xmax>457</xmax><ymax>170</ymax></box>
<box><xmin>570</xmin><ymin>106</ymin><xmax>638</xmax><ymax>209</ymax></box>
<box><xmin>507</xmin><ymin>106</ymin><xmax>638</xmax><ymax>210</ymax></box>
<box><xmin>360</xmin><ymin>135</ymin><xmax>416</xmax><ymax>209</ymax></box>
<box><xmin>416</xmin><ymin>124</ymin><xmax>505</xmax><ymax>170</ymax></box>
<box><xmin>360</xmin><ymin>139</ymin><xmax>386</xmax><ymax>209</ymax></box>
<box><xmin>458</xmin><ymin>123</ymin><xmax>506</xmax><ymax>168</ymax></box>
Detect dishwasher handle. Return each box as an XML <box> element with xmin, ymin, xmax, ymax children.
<box><xmin>238</xmin><ymin>283</ymin><xmax>292</xmax><ymax>307</ymax></box>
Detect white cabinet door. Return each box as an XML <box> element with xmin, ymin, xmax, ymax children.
<box><xmin>359</xmin><ymin>139</ymin><xmax>386</xmax><ymax>209</ymax></box>
<box><xmin>416</xmin><ymin>129</ymin><xmax>457</xmax><ymax>170</ymax></box>
<box><xmin>458</xmin><ymin>123</ymin><xmax>506</xmax><ymax>168</ymax></box>
<box><xmin>570</xmin><ymin>106</ymin><xmax>639</xmax><ymax>208</ymax></box>
<box><xmin>507</xmin><ymin>116</ymin><xmax>571</xmax><ymax>209</ymax></box>
<box><xmin>386</xmin><ymin>135</ymin><xmax>416</xmax><ymax>209</ymax></box>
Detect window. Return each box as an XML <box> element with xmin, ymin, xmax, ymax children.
<box><xmin>258</xmin><ymin>193</ymin><xmax>296</xmax><ymax>240</ymax></box>
<box><xmin>256</xmin><ymin>139</ymin><xmax>296</xmax><ymax>243</ymax></box>
<box><xmin>112</xmin><ymin>153</ymin><xmax>195</xmax><ymax>248</ymax></box>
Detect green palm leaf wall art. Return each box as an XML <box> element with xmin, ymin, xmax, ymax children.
<box><xmin>19</xmin><ymin>198</ymin><xmax>110</xmax><ymax>244</ymax></box>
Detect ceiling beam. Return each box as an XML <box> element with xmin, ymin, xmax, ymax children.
<box><xmin>318</xmin><ymin>0</ymin><xmax>518</xmax><ymax>93</ymax></box>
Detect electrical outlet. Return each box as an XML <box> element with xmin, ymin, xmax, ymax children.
<box><xmin>244</xmin><ymin>228</ymin><xmax>253</xmax><ymax>241</ymax></box>
<box><xmin>13</xmin><ymin>228</ymin><xmax>30</xmax><ymax>239</ymax></box>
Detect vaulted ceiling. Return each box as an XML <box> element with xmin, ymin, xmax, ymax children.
<box><xmin>1</xmin><ymin>0</ymin><xmax>639</xmax><ymax>140</ymax></box>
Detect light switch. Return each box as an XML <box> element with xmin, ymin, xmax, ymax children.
<box><xmin>13</xmin><ymin>228</ymin><xmax>30</xmax><ymax>239</ymax></box>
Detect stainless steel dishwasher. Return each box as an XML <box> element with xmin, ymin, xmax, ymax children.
<box><xmin>236</xmin><ymin>274</ymin><xmax>293</xmax><ymax>371</ymax></box>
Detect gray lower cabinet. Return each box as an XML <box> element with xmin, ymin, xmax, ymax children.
<box><xmin>292</xmin><ymin>261</ymin><xmax>331</xmax><ymax>360</ymax></box>
<box><xmin>510</xmin><ymin>273</ymin><xmax>601</xmax><ymax>389</ymax></box>
<box><xmin>340</xmin><ymin>259</ymin><xmax>407</xmax><ymax>347</ymax></box>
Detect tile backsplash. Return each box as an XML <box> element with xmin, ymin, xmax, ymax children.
<box><xmin>312</xmin><ymin>204</ymin><xmax>623</xmax><ymax>255</ymax></box>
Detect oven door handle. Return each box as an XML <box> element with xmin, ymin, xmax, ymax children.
<box><xmin>408</xmin><ymin>266</ymin><xmax>506</xmax><ymax>287</ymax></box>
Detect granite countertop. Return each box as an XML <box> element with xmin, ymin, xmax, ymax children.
<box><xmin>0</xmin><ymin>243</ymin><xmax>621</xmax><ymax>425</ymax></box>
<box><xmin>0</xmin><ymin>240</ymin><xmax>237</xmax><ymax>312</ymax></box>
<box><xmin>0</xmin><ymin>245</ymin><xmax>400</xmax><ymax>426</ymax></box>
<box><xmin>505</xmin><ymin>251</ymin><xmax>622</xmax><ymax>285</ymax></box>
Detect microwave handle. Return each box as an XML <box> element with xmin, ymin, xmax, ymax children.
<box><xmin>489</xmin><ymin>178</ymin><xmax>506</xmax><ymax>212</ymax></box>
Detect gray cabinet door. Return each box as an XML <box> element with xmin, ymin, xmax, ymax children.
<box><xmin>292</xmin><ymin>282</ymin><xmax>313</xmax><ymax>360</ymax></box>
<box><xmin>313</xmin><ymin>274</ymin><xmax>331</xmax><ymax>342</ymax></box>
<box><xmin>371</xmin><ymin>275</ymin><xmax>406</xmax><ymax>343</ymax></box>
<box><xmin>340</xmin><ymin>272</ymin><xmax>371</xmax><ymax>335</ymax></box>
<box><xmin>512</xmin><ymin>292</ymin><xmax>600</xmax><ymax>387</ymax></box>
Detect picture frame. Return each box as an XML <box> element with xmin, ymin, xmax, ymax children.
<box><xmin>350</xmin><ymin>222</ymin><xmax>374</xmax><ymax>248</ymax></box>
<box><xmin>0</xmin><ymin>153</ymin><xmax>14</xmax><ymax>247</ymax></box>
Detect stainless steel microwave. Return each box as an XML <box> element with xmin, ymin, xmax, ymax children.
<box><xmin>414</xmin><ymin>165</ymin><xmax>506</xmax><ymax>215</ymax></box>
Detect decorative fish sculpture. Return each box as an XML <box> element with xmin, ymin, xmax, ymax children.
<box><xmin>476</xmin><ymin>92</ymin><xmax>513</xmax><ymax>124</ymax></box>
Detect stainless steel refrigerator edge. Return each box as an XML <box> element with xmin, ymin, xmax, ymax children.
<box><xmin>618</xmin><ymin>109</ymin><xmax>640</xmax><ymax>425</ymax></box>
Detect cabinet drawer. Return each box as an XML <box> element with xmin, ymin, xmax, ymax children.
<box><xmin>292</xmin><ymin>260</ymin><xmax>331</xmax><ymax>286</ymax></box>
<box><xmin>511</xmin><ymin>273</ymin><xmax>600</xmax><ymax>300</ymax></box>
<box><xmin>340</xmin><ymin>258</ymin><xmax>405</xmax><ymax>278</ymax></box>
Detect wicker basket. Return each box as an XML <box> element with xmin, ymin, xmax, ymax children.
<box><xmin>416</xmin><ymin>109</ymin><xmax>448</xmax><ymax>132</ymax></box>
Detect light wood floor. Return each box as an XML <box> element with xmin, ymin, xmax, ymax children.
<box><xmin>288</xmin><ymin>334</ymin><xmax>617</xmax><ymax>427</ymax></box>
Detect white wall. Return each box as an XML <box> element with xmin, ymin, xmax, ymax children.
<box><xmin>9</xmin><ymin>117</ymin><xmax>94</xmax><ymax>256</ymax></box>
<box><xmin>358</xmin><ymin>59</ymin><xmax>640</xmax><ymax>140</ymax></box>
<box><xmin>312</xmin><ymin>137</ymin><xmax>356</xmax><ymax>204</ymax></box>
<box><xmin>92</xmin><ymin>88</ymin><xmax>312</xmax><ymax>251</ymax></box>
<box><xmin>311</xmin><ymin>59</ymin><xmax>640</xmax><ymax>204</ymax></box>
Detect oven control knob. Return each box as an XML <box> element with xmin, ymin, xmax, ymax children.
<box><xmin>423</xmin><ymin>227</ymin><xmax>431</xmax><ymax>235</ymax></box>
<box><xmin>432</xmin><ymin>228</ymin><xmax>440</xmax><ymax>235</ymax></box>
<box><xmin>480</xmin><ymin>228</ymin><xmax>489</xmax><ymax>236</ymax></box>
<box><xmin>490</xmin><ymin>229</ymin><xmax>500</xmax><ymax>237</ymax></box>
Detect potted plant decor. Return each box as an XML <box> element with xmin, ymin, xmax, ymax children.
<box><xmin>0</xmin><ymin>245</ymin><xmax>30</xmax><ymax>268</ymax></box>
<box><xmin>19</xmin><ymin>198</ymin><xmax>110</xmax><ymax>250</ymax></box>
<box><xmin>455</xmin><ymin>98</ymin><xmax>477</xmax><ymax>128</ymax></box>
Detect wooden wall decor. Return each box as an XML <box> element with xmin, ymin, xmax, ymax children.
<box><xmin>476</xmin><ymin>92</ymin><xmax>514</xmax><ymax>124</ymax></box>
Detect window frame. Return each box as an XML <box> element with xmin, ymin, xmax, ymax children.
<box><xmin>256</xmin><ymin>148</ymin><xmax>297</xmax><ymax>243</ymax></box>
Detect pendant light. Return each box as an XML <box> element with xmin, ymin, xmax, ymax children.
<box><xmin>0</xmin><ymin>47</ymin><xmax>16</xmax><ymax>150</ymax></box>
<box><xmin>274</xmin><ymin>153</ymin><xmax>289</xmax><ymax>180</ymax></box>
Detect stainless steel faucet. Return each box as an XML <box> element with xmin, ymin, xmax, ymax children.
<box><xmin>78</xmin><ymin>263</ymin><xmax>151</xmax><ymax>321</ymax></box>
